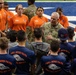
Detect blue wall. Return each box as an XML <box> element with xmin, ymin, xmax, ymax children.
<box><xmin>8</xmin><ymin>2</ymin><xmax>76</xmax><ymax>24</ymax></box>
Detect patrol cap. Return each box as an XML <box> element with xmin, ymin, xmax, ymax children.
<box><xmin>58</xmin><ymin>28</ymin><xmax>68</xmax><ymax>40</ymax></box>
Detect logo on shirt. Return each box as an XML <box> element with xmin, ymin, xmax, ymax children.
<box><xmin>35</xmin><ymin>20</ymin><xmax>39</xmax><ymax>22</ymax></box>
<box><xmin>62</xmin><ymin>20</ymin><xmax>64</xmax><ymax>22</ymax></box>
<box><xmin>11</xmin><ymin>51</ymin><xmax>27</xmax><ymax>64</ymax></box>
<box><xmin>15</xmin><ymin>20</ymin><xmax>19</xmax><ymax>22</ymax></box>
<box><xmin>13</xmin><ymin>54</ymin><xmax>24</xmax><ymax>61</ymax></box>
<box><xmin>0</xmin><ymin>63</ymin><xmax>9</xmax><ymax>70</ymax></box>
<box><xmin>59</xmin><ymin>52</ymin><xmax>67</xmax><ymax>57</ymax></box>
<box><xmin>48</xmin><ymin>64</ymin><xmax>60</xmax><ymax>70</ymax></box>
<box><xmin>8</xmin><ymin>16</ymin><xmax>11</xmax><ymax>18</ymax></box>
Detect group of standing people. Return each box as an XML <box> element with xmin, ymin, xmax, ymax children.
<box><xmin>0</xmin><ymin>0</ymin><xmax>76</xmax><ymax>75</ymax></box>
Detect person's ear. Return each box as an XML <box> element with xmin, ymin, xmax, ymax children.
<box><xmin>58</xmin><ymin>48</ymin><xmax>60</xmax><ymax>52</ymax></box>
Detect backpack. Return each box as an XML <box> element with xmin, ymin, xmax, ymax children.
<box><xmin>31</xmin><ymin>42</ymin><xmax>49</xmax><ymax>75</ymax></box>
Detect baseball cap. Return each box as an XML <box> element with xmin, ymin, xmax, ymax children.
<box><xmin>58</xmin><ymin>28</ymin><xmax>68</xmax><ymax>40</ymax></box>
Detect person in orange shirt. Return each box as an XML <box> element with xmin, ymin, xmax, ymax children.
<box><xmin>29</xmin><ymin>7</ymin><xmax>48</xmax><ymax>30</ymax></box>
<box><xmin>9</xmin><ymin>4</ymin><xmax>29</xmax><ymax>32</ymax></box>
<box><xmin>27</xmin><ymin>7</ymin><xmax>48</xmax><ymax>42</ymax></box>
<box><xmin>0</xmin><ymin>0</ymin><xmax>7</xmax><ymax>32</ymax></box>
<box><xmin>4</xmin><ymin>1</ymin><xmax>14</xmax><ymax>29</ymax></box>
<box><xmin>56</xmin><ymin>7</ymin><xmax>69</xmax><ymax>28</ymax></box>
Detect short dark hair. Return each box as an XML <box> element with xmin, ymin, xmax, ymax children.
<box><xmin>34</xmin><ymin>28</ymin><xmax>43</xmax><ymax>39</ymax></box>
<box><xmin>67</xmin><ymin>27</ymin><xmax>75</xmax><ymax>39</ymax></box>
<box><xmin>0</xmin><ymin>37</ymin><xmax>9</xmax><ymax>50</ymax></box>
<box><xmin>6</xmin><ymin>30</ymin><xmax>17</xmax><ymax>42</ymax></box>
<box><xmin>50</xmin><ymin>40</ymin><xmax>60</xmax><ymax>52</ymax></box>
<box><xmin>56</xmin><ymin>7</ymin><xmax>63</xmax><ymax>12</ymax></box>
<box><xmin>28</xmin><ymin>0</ymin><xmax>35</xmax><ymax>4</ymax></box>
<box><xmin>36</xmin><ymin>7</ymin><xmax>44</xmax><ymax>11</ymax></box>
<box><xmin>17</xmin><ymin>30</ymin><xmax>26</xmax><ymax>42</ymax></box>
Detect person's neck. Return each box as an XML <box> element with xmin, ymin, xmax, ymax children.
<box><xmin>38</xmin><ymin>15</ymin><xmax>42</xmax><ymax>18</ymax></box>
<box><xmin>68</xmin><ymin>39</ymin><xmax>74</xmax><ymax>42</ymax></box>
<box><xmin>18</xmin><ymin>41</ymin><xmax>25</xmax><ymax>47</ymax></box>
<box><xmin>0</xmin><ymin>49</ymin><xmax>7</xmax><ymax>54</ymax></box>
<box><xmin>18</xmin><ymin>14</ymin><xmax>22</xmax><ymax>17</ymax></box>
<box><xmin>34</xmin><ymin>38</ymin><xmax>42</xmax><ymax>42</ymax></box>
<box><xmin>51</xmin><ymin>51</ymin><xmax>58</xmax><ymax>55</ymax></box>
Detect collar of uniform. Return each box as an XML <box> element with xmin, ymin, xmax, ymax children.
<box><xmin>51</xmin><ymin>23</ymin><xmax>59</xmax><ymax>29</ymax></box>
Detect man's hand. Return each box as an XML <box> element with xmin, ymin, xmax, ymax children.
<box><xmin>46</xmin><ymin>35</ymin><xmax>53</xmax><ymax>40</ymax></box>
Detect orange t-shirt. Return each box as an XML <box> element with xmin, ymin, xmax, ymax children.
<box><xmin>7</xmin><ymin>11</ymin><xmax>14</xmax><ymax>28</ymax></box>
<box><xmin>7</xmin><ymin>11</ymin><xmax>14</xmax><ymax>21</ymax></box>
<box><xmin>9</xmin><ymin>14</ymin><xmax>29</xmax><ymax>31</ymax></box>
<box><xmin>29</xmin><ymin>15</ymin><xmax>48</xmax><ymax>29</ymax></box>
<box><xmin>58</xmin><ymin>15</ymin><xmax>69</xmax><ymax>28</ymax></box>
<box><xmin>0</xmin><ymin>9</ymin><xmax>7</xmax><ymax>31</ymax></box>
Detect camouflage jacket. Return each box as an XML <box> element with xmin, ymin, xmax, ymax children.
<box><xmin>23</xmin><ymin>4</ymin><xmax>37</xmax><ymax>20</ymax></box>
<box><xmin>42</xmin><ymin>22</ymin><xmax>63</xmax><ymax>43</ymax></box>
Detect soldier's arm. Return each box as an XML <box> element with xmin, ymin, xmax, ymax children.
<box><xmin>46</xmin><ymin>34</ymin><xmax>60</xmax><ymax>41</ymax></box>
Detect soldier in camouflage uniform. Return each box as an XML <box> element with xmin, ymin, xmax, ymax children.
<box><xmin>23</xmin><ymin>0</ymin><xmax>37</xmax><ymax>21</ymax></box>
<box><xmin>42</xmin><ymin>12</ymin><xmax>63</xmax><ymax>44</ymax></box>
<box><xmin>23</xmin><ymin>0</ymin><xmax>37</xmax><ymax>43</ymax></box>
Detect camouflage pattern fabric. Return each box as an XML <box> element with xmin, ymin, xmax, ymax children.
<box><xmin>23</xmin><ymin>4</ymin><xmax>37</xmax><ymax>42</ymax></box>
<box><xmin>23</xmin><ymin>4</ymin><xmax>37</xmax><ymax>20</ymax></box>
<box><xmin>26</xmin><ymin>26</ymin><xmax>35</xmax><ymax>43</ymax></box>
<box><xmin>42</xmin><ymin>22</ymin><xmax>63</xmax><ymax>43</ymax></box>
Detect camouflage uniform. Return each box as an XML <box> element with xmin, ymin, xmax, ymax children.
<box><xmin>23</xmin><ymin>4</ymin><xmax>37</xmax><ymax>43</ymax></box>
<box><xmin>23</xmin><ymin>4</ymin><xmax>37</xmax><ymax>20</ymax></box>
<box><xmin>26</xmin><ymin>26</ymin><xmax>34</xmax><ymax>43</ymax></box>
<box><xmin>42</xmin><ymin>22</ymin><xmax>63</xmax><ymax>43</ymax></box>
